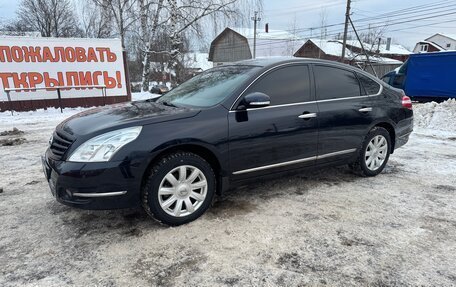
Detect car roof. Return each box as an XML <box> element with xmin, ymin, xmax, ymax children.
<box><xmin>229</xmin><ymin>57</ymin><xmax>383</xmax><ymax>84</ymax></box>
<box><xmin>232</xmin><ymin>56</ymin><xmax>358</xmax><ymax>70</ymax></box>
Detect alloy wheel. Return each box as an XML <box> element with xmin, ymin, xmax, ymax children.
<box><xmin>365</xmin><ymin>135</ymin><xmax>388</xmax><ymax>171</ymax></box>
<box><xmin>158</xmin><ymin>165</ymin><xmax>208</xmax><ymax>217</ymax></box>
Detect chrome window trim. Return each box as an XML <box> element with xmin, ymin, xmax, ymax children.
<box><xmin>228</xmin><ymin>101</ymin><xmax>317</xmax><ymax>113</ymax></box>
<box><xmin>232</xmin><ymin>148</ymin><xmax>357</xmax><ymax>175</ymax></box>
<box><xmin>229</xmin><ymin>63</ymin><xmax>383</xmax><ymax>112</ymax></box>
<box><xmin>228</xmin><ymin>87</ymin><xmax>382</xmax><ymax>113</ymax></box>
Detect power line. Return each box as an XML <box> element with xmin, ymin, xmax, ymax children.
<box><xmin>211</xmin><ymin>10</ymin><xmax>456</xmax><ymax>52</ymax></box>
<box><xmin>263</xmin><ymin>0</ymin><xmax>456</xmax><ymax>36</ymax></box>
<box><xmin>210</xmin><ymin>1</ymin><xmax>456</xmax><ymax>51</ymax></box>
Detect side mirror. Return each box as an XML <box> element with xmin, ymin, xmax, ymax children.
<box><xmin>242</xmin><ymin>92</ymin><xmax>271</xmax><ymax>109</ymax></box>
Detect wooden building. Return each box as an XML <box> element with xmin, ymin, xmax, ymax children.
<box><xmin>208</xmin><ymin>27</ymin><xmax>303</xmax><ymax>66</ymax></box>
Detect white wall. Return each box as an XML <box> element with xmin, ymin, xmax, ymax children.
<box><xmin>426</xmin><ymin>34</ymin><xmax>456</xmax><ymax>50</ymax></box>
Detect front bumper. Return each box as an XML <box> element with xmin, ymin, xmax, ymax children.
<box><xmin>42</xmin><ymin>149</ymin><xmax>145</xmax><ymax>210</ymax></box>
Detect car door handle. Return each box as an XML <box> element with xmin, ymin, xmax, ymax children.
<box><xmin>298</xmin><ymin>113</ymin><xmax>317</xmax><ymax>119</ymax></box>
<box><xmin>359</xmin><ymin>107</ymin><xmax>372</xmax><ymax>113</ymax></box>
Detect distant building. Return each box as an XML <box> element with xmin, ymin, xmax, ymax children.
<box><xmin>413</xmin><ymin>33</ymin><xmax>456</xmax><ymax>53</ymax></box>
<box><xmin>294</xmin><ymin>39</ymin><xmax>403</xmax><ymax>77</ymax></box>
<box><xmin>294</xmin><ymin>39</ymin><xmax>403</xmax><ymax>64</ymax></box>
<box><xmin>183</xmin><ymin>52</ymin><xmax>211</xmax><ymax>75</ymax></box>
<box><xmin>208</xmin><ymin>27</ymin><xmax>303</xmax><ymax>66</ymax></box>
<box><xmin>294</xmin><ymin>39</ymin><xmax>351</xmax><ymax>62</ymax></box>
<box><xmin>339</xmin><ymin>40</ymin><xmax>411</xmax><ymax>62</ymax></box>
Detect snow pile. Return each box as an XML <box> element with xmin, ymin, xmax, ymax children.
<box><xmin>131</xmin><ymin>91</ymin><xmax>160</xmax><ymax>101</ymax></box>
<box><xmin>413</xmin><ymin>99</ymin><xmax>456</xmax><ymax>138</ymax></box>
<box><xmin>0</xmin><ymin>107</ymin><xmax>86</xmax><ymax>127</ymax></box>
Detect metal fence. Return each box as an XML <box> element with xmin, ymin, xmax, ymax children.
<box><xmin>356</xmin><ymin>63</ymin><xmax>402</xmax><ymax>79</ymax></box>
<box><xmin>3</xmin><ymin>85</ymin><xmax>107</xmax><ymax>115</ymax></box>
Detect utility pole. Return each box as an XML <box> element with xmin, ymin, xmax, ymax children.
<box><xmin>251</xmin><ymin>11</ymin><xmax>261</xmax><ymax>59</ymax></box>
<box><xmin>348</xmin><ymin>16</ymin><xmax>378</xmax><ymax>77</ymax></box>
<box><xmin>341</xmin><ymin>0</ymin><xmax>351</xmax><ymax>62</ymax></box>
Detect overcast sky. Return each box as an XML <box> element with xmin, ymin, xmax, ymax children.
<box><xmin>260</xmin><ymin>0</ymin><xmax>456</xmax><ymax>49</ymax></box>
<box><xmin>1</xmin><ymin>0</ymin><xmax>456</xmax><ymax>50</ymax></box>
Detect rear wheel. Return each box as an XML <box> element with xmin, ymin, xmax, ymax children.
<box><xmin>350</xmin><ymin>127</ymin><xmax>391</xmax><ymax>177</ymax></box>
<box><xmin>141</xmin><ymin>152</ymin><xmax>215</xmax><ymax>226</ymax></box>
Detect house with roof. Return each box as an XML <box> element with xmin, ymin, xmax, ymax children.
<box><xmin>413</xmin><ymin>33</ymin><xmax>456</xmax><ymax>53</ymax></box>
<box><xmin>208</xmin><ymin>27</ymin><xmax>303</xmax><ymax>66</ymax></box>
<box><xmin>294</xmin><ymin>39</ymin><xmax>403</xmax><ymax>64</ymax></box>
<box><xmin>339</xmin><ymin>40</ymin><xmax>411</xmax><ymax>62</ymax></box>
<box><xmin>294</xmin><ymin>39</ymin><xmax>403</xmax><ymax>76</ymax></box>
<box><xmin>294</xmin><ymin>39</ymin><xmax>351</xmax><ymax>62</ymax></box>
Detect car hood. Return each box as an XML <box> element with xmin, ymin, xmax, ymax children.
<box><xmin>58</xmin><ymin>100</ymin><xmax>199</xmax><ymax>136</ymax></box>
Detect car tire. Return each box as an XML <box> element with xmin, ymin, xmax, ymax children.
<box><xmin>349</xmin><ymin>127</ymin><xmax>391</xmax><ymax>177</ymax></box>
<box><xmin>141</xmin><ymin>152</ymin><xmax>216</xmax><ymax>226</ymax></box>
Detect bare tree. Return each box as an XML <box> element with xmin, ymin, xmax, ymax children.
<box><xmin>78</xmin><ymin>0</ymin><xmax>112</xmax><ymax>38</ymax></box>
<box><xmin>92</xmin><ymin>0</ymin><xmax>138</xmax><ymax>47</ymax></box>
<box><xmin>286</xmin><ymin>14</ymin><xmax>299</xmax><ymax>56</ymax></box>
<box><xmin>360</xmin><ymin>24</ymin><xmax>388</xmax><ymax>52</ymax></box>
<box><xmin>14</xmin><ymin>0</ymin><xmax>81</xmax><ymax>37</ymax></box>
<box><xmin>139</xmin><ymin>0</ymin><xmax>166</xmax><ymax>91</ymax></box>
<box><xmin>139</xmin><ymin>0</ymin><xmax>242</xmax><ymax>90</ymax></box>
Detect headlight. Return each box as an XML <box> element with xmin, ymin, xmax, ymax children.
<box><xmin>68</xmin><ymin>126</ymin><xmax>142</xmax><ymax>162</ymax></box>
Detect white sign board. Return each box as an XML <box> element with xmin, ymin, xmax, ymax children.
<box><xmin>0</xmin><ymin>37</ymin><xmax>127</xmax><ymax>102</ymax></box>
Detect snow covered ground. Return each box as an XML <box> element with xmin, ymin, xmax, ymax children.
<box><xmin>0</xmin><ymin>101</ymin><xmax>455</xmax><ymax>286</ymax></box>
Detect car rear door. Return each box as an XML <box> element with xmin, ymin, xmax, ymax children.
<box><xmin>312</xmin><ymin>64</ymin><xmax>376</xmax><ymax>164</ymax></box>
<box><xmin>228</xmin><ymin>64</ymin><xmax>318</xmax><ymax>179</ymax></box>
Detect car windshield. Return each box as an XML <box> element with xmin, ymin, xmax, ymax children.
<box><xmin>156</xmin><ymin>65</ymin><xmax>261</xmax><ymax>108</ymax></box>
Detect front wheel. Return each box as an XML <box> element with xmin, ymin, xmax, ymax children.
<box><xmin>350</xmin><ymin>127</ymin><xmax>391</xmax><ymax>177</ymax></box>
<box><xmin>141</xmin><ymin>152</ymin><xmax>216</xmax><ymax>226</ymax></box>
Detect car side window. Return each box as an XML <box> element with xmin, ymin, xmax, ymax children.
<box><xmin>357</xmin><ymin>73</ymin><xmax>381</xmax><ymax>95</ymax></box>
<box><xmin>314</xmin><ymin>65</ymin><xmax>361</xmax><ymax>100</ymax></box>
<box><xmin>381</xmin><ymin>75</ymin><xmax>391</xmax><ymax>85</ymax></box>
<box><xmin>244</xmin><ymin>65</ymin><xmax>311</xmax><ymax>105</ymax></box>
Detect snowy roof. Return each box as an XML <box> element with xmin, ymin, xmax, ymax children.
<box><xmin>340</xmin><ymin>40</ymin><xmax>411</xmax><ymax>55</ymax></box>
<box><xmin>378</xmin><ymin>43</ymin><xmax>411</xmax><ymax>55</ymax></box>
<box><xmin>307</xmin><ymin>39</ymin><xmax>401</xmax><ymax>63</ymax></box>
<box><xmin>308</xmin><ymin>39</ymin><xmax>354</xmax><ymax>58</ymax></box>
<box><xmin>351</xmin><ymin>54</ymin><xmax>403</xmax><ymax>64</ymax></box>
<box><xmin>183</xmin><ymin>52</ymin><xmax>212</xmax><ymax>71</ymax></box>
<box><xmin>227</xmin><ymin>27</ymin><xmax>304</xmax><ymax>58</ymax></box>
<box><xmin>426</xmin><ymin>33</ymin><xmax>456</xmax><ymax>41</ymax></box>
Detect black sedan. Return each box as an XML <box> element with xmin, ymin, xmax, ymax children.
<box><xmin>42</xmin><ymin>58</ymin><xmax>413</xmax><ymax>226</ymax></box>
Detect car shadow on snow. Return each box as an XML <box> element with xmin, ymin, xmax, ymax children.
<box><xmin>46</xmin><ymin>164</ymin><xmax>404</xmax><ymax>231</ymax></box>
<box><xmin>46</xmin><ymin>201</ymin><xmax>164</xmax><ymax>237</ymax></box>
<box><xmin>209</xmin><ymin>166</ymin><xmax>365</xmax><ymax>217</ymax></box>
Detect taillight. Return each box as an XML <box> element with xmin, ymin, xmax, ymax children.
<box><xmin>402</xmin><ymin>95</ymin><xmax>412</xmax><ymax>110</ymax></box>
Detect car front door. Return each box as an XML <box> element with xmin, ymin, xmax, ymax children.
<box><xmin>312</xmin><ymin>65</ymin><xmax>377</xmax><ymax>164</ymax></box>
<box><xmin>228</xmin><ymin>64</ymin><xmax>318</xmax><ymax>179</ymax></box>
